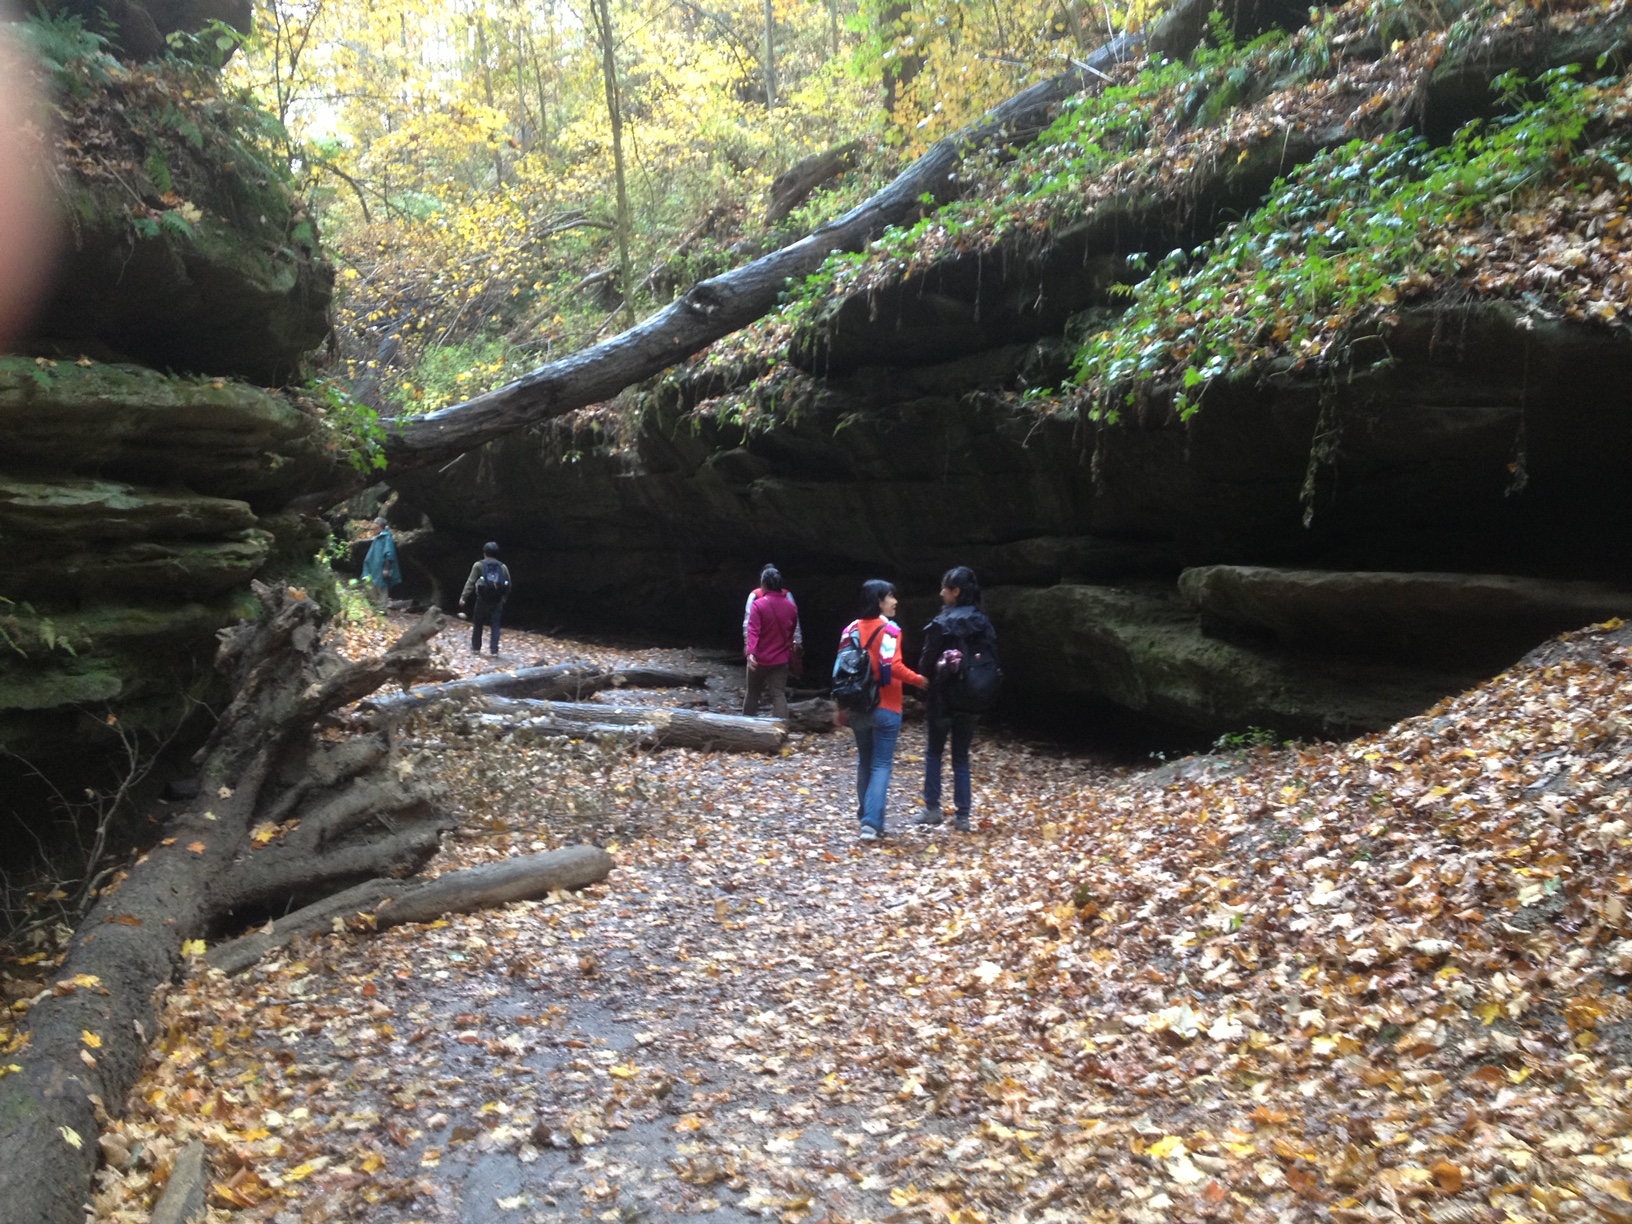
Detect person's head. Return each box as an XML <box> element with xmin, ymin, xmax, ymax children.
<box><xmin>759</xmin><ymin>565</ymin><xmax>784</xmax><ymax>592</ymax></box>
<box><xmin>859</xmin><ymin>579</ymin><xmax>898</xmax><ymax>620</ymax></box>
<box><xmin>940</xmin><ymin>565</ymin><xmax>980</xmax><ymax>608</ymax></box>
<box><xmin>483</xmin><ymin>541</ymin><xmax>500</xmax><ymax>558</ymax></box>
<box><xmin>374</xmin><ymin>516</ymin><xmax>389</xmax><ymax>531</ymax></box>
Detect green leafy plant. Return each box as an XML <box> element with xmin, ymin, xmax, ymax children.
<box><xmin>308</xmin><ymin>378</ymin><xmax>387</xmax><ymax>473</ymax></box>
<box><xmin>19</xmin><ymin>8</ymin><xmax>121</xmax><ymax>97</ymax></box>
<box><xmin>1214</xmin><ymin>726</ymin><xmax>1280</xmax><ymax>751</ymax></box>
<box><xmin>1072</xmin><ymin>66</ymin><xmax>1619</xmax><ymax>419</ymax></box>
<box><xmin>164</xmin><ymin>18</ymin><xmax>247</xmax><ymax>71</ymax></box>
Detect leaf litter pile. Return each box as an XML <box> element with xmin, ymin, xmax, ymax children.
<box><xmin>76</xmin><ymin>614</ymin><xmax>1632</xmax><ymax>1222</ymax></box>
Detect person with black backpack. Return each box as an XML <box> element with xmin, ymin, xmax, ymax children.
<box><xmin>459</xmin><ymin>541</ymin><xmax>513</xmax><ymax>656</ymax></box>
<box><xmin>915</xmin><ymin>566</ymin><xmax>1001</xmax><ymax>833</ymax></box>
<box><xmin>833</xmin><ymin>579</ymin><xmax>928</xmax><ymax>843</ymax></box>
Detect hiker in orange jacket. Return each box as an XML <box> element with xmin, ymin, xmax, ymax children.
<box><xmin>840</xmin><ymin>579</ymin><xmax>927</xmax><ymax>842</ymax></box>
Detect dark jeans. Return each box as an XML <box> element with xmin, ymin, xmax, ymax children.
<box><xmin>743</xmin><ymin>662</ymin><xmax>789</xmax><ymax>718</ymax></box>
<box><xmin>925</xmin><ymin>711</ymin><xmax>977</xmax><ymax>817</ymax></box>
<box><xmin>470</xmin><ymin>598</ymin><xmax>502</xmax><ymax>653</ymax></box>
<box><xmin>850</xmin><ymin>707</ymin><xmax>902</xmax><ymax>832</ymax></box>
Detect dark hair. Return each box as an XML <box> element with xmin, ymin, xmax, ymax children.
<box><xmin>483</xmin><ymin>541</ymin><xmax>500</xmax><ymax>557</ymax></box>
<box><xmin>858</xmin><ymin>579</ymin><xmax>897</xmax><ymax>619</ymax></box>
<box><xmin>941</xmin><ymin>565</ymin><xmax>981</xmax><ymax>607</ymax></box>
<box><xmin>759</xmin><ymin>565</ymin><xmax>784</xmax><ymax>591</ymax></box>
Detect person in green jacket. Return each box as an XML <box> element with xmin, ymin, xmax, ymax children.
<box><xmin>361</xmin><ymin>519</ymin><xmax>400</xmax><ymax>610</ymax></box>
<box><xmin>460</xmin><ymin>542</ymin><xmax>512</xmax><ymax>655</ymax></box>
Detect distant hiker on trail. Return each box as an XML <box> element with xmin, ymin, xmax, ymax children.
<box><xmin>743</xmin><ymin>565</ymin><xmax>802</xmax><ymax>720</ymax></box>
<box><xmin>742</xmin><ymin>566</ymin><xmax>803</xmax><ymax>661</ymax></box>
<box><xmin>361</xmin><ymin>518</ymin><xmax>400</xmax><ymax>610</ymax></box>
<box><xmin>916</xmin><ymin>565</ymin><xmax>1001</xmax><ymax>833</ymax></box>
<box><xmin>832</xmin><ymin>579</ymin><xmax>927</xmax><ymax>843</ymax></box>
<box><xmin>460</xmin><ymin>542</ymin><xmax>512</xmax><ymax>656</ymax></box>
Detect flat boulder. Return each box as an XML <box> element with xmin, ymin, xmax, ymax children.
<box><xmin>985</xmin><ymin>582</ymin><xmax>1475</xmax><ymax>738</ymax></box>
<box><xmin>1179</xmin><ymin>566</ymin><xmax>1632</xmax><ymax>667</ymax></box>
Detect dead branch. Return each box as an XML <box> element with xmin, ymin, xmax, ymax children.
<box><xmin>359</xmin><ymin>662</ymin><xmax>710</xmax><ymax>721</ymax></box>
<box><xmin>207</xmin><ymin>844</ymin><xmax>615</xmax><ymax>975</ymax></box>
<box><xmin>470</xmin><ymin>697</ymin><xmax>787</xmax><ymax>753</ymax></box>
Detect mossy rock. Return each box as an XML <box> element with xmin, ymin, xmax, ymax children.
<box><xmin>26</xmin><ymin>51</ymin><xmax>332</xmax><ymax>382</ymax></box>
<box><xmin>0</xmin><ymin>357</ymin><xmax>342</xmax><ymax>509</ymax></box>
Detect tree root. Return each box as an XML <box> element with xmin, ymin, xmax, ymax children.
<box><xmin>0</xmin><ymin>585</ymin><xmax>599</xmax><ymax>1224</ymax></box>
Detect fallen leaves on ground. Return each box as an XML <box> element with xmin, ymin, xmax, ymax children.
<box><xmin>80</xmin><ymin>614</ymin><xmax>1632</xmax><ymax>1222</ymax></box>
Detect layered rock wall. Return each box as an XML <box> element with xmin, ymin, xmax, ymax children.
<box><xmin>393</xmin><ymin>301</ymin><xmax>1632</xmax><ymax>737</ymax></box>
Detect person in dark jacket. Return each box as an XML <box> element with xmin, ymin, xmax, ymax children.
<box><xmin>459</xmin><ymin>542</ymin><xmax>512</xmax><ymax>656</ymax></box>
<box><xmin>915</xmin><ymin>565</ymin><xmax>995</xmax><ymax>832</ymax></box>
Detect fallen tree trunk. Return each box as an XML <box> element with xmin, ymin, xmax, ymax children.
<box><xmin>765</xmin><ymin>140</ymin><xmax>862</xmax><ymax>224</ymax></box>
<box><xmin>360</xmin><ymin>662</ymin><xmax>710</xmax><ymax>720</ymax></box>
<box><xmin>378</xmin><ymin>0</ymin><xmax>1214</xmax><ymax>474</ymax></box>
<box><xmin>207</xmin><ymin>844</ymin><xmax>615</xmax><ymax>975</ymax></box>
<box><xmin>0</xmin><ymin>586</ymin><xmax>453</xmax><ymax>1224</ymax></box>
<box><xmin>475</xmin><ymin>697</ymin><xmax>787</xmax><ymax>752</ymax></box>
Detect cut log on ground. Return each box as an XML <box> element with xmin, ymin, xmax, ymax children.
<box><xmin>0</xmin><ymin>585</ymin><xmax>449</xmax><ymax>1224</ymax></box>
<box><xmin>377</xmin><ymin>0</ymin><xmax>1214</xmax><ymax>474</ymax></box>
<box><xmin>474</xmin><ymin>697</ymin><xmax>788</xmax><ymax>752</ymax></box>
<box><xmin>787</xmin><ymin>698</ymin><xmax>837</xmax><ymax>733</ymax></box>
<box><xmin>208</xmin><ymin>845</ymin><xmax>615</xmax><ymax>975</ymax></box>
<box><xmin>360</xmin><ymin>662</ymin><xmax>711</xmax><ymax>721</ymax></box>
<box><xmin>765</xmin><ymin>140</ymin><xmax>862</xmax><ymax>224</ymax></box>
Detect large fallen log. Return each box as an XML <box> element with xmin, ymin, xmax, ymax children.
<box><xmin>360</xmin><ymin>662</ymin><xmax>710</xmax><ymax>720</ymax></box>
<box><xmin>207</xmin><ymin>844</ymin><xmax>615</xmax><ymax>975</ymax></box>
<box><xmin>0</xmin><ymin>586</ymin><xmax>452</xmax><ymax>1224</ymax></box>
<box><xmin>377</xmin><ymin>0</ymin><xmax>1214</xmax><ymax>474</ymax></box>
<box><xmin>765</xmin><ymin>140</ymin><xmax>862</xmax><ymax>224</ymax></box>
<box><xmin>475</xmin><ymin>697</ymin><xmax>787</xmax><ymax>752</ymax></box>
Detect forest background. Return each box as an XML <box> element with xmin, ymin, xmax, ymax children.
<box><xmin>229</xmin><ymin>0</ymin><xmax>1145</xmax><ymax>417</ymax></box>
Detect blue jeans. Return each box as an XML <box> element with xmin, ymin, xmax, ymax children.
<box><xmin>850</xmin><ymin>707</ymin><xmax>902</xmax><ymax>832</ymax></box>
<box><xmin>471</xmin><ymin>598</ymin><xmax>502</xmax><ymax>653</ymax></box>
<box><xmin>925</xmin><ymin>711</ymin><xmax>977</xmax><ymax>817</ymax></box>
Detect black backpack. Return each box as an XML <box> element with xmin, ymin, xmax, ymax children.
<box><xmin>476</xmin><ymin>558</ymin><xmax>510</xmax><ymax>600</ymax></box>
<box><xmin>831</xmin><ymin>624</ymin><xmax>884</xmax><ymax>713</ymax></box>
<box><xmin>938</xmin><ymin>616</ymin><xmax>1003</xmax><ymax>713</ymax></box>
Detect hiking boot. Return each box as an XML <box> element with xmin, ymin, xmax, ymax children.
<box><xmin>953</xmin><ymin>814</ymin><xmax>971</xmax><ymax>832</ymax></box>
<box><xmin>859</xmin><ymin>825</ymin><xmax>880</xmax><ymax>843</ymax></box>
<box><xmin>913</xmin><ymin>808</ymin><xmax>943</xmax><ymax>827</ymax></box>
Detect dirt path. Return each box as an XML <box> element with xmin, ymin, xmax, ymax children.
<box><xmin>90</xmin><ymin>617</ymin><xmax>1122</xmax><ymax>1224</ymax></box>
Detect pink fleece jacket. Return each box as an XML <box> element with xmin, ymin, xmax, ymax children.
<box><xmin>746</xmin><ymin>589</ymin><xmax>800</xmax><ymax>666</ymax></box>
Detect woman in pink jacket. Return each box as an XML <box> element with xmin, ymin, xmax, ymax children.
<box><xmin>744</xmin><ymin>566</ymin><xmax>801</xmax><ymax>719</ymax></box>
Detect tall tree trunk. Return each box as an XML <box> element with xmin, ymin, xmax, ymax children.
<box><xmin>589</xmin><ymin>0</ymin><xmax>635</xmax><ymax>326</ymax></box>
<box><xmin>524</xmin><ymin>15</ymin><xmax>551</xmax><ymax>160</ymax></box>
<box><xmin>764</xmin><ymin>0</ymin><xmax>777</xmax><ymax>114</ymax></box>
<box><xmin>880</xmin><ymin>1</ymin><xmax>923</xmax><ymax>123</ymax></box>
<box><xmin>831</xmin><ymin>0</ymin><xmax>840</xmax><ymax>58</ymax></box>
<box><xmin>474</xmin><ymin>12</ymin><xmax>505</xmax><ymax>187</ymax></box>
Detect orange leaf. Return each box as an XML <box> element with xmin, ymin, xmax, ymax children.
<box><xmin>105</xmin><ymin>914</ymin><xmax>141</xmax><ymax>927</ymax></box>
<box><xmin>187</xmin><ymin>841</ymin><xmax>206</xmax><ymax>854</ymax></box>
<box><xmin>1431</xmin><ymin>1160</ymin><xmax>1463</xmax><ymax>1193</ymax></box>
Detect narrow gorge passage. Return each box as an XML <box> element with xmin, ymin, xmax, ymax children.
<box><xmin>84</xmin><ymin>612</ymin><xmax>1632</xmax><ymax>1224</ymax></box>
<box><xmin>91</xmin><ymin>617</ymin><xmax>1125</xmax><ymax>1224</ymax></box>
